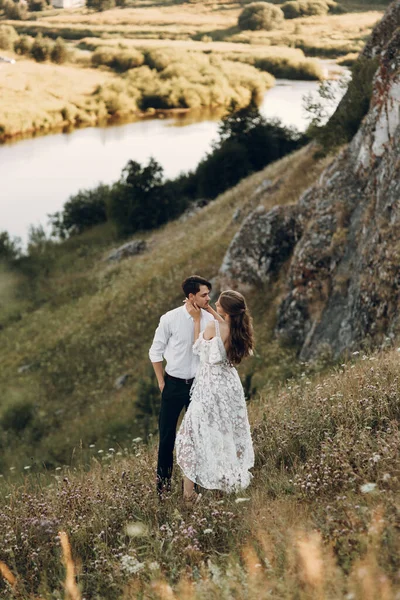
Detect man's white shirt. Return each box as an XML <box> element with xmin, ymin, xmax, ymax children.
<box><xmin>149</xmin><ymin>305</ymin><xmax>214</xmax><ymax>379</ymax></box>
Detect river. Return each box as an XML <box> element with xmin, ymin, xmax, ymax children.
<box><xmin>0</xmin><ymin>72</ymin><xmax>346</xmax><ymax>243</ymax></box>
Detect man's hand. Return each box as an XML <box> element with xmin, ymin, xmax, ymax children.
<box><xmin>158</xmin><ymin>379</ymin><xmax>165</xmax><ymax>393</ymax></box>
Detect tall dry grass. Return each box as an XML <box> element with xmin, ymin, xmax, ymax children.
<box><xmin>0</xmin><ymin>345</ymin><xmax>399</xmax><ymax>598</ymax></box>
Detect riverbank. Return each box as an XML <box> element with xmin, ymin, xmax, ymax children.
<box><xmin>0</xmin><ymin>46</ymin><xmax>280</xmax><ymax>143</ymax></box>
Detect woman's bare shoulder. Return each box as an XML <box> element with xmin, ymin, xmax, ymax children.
<box><xmin>203</xmin><ymin>321</ymin><xmax>216</xmax><ymax>340</ymax></box>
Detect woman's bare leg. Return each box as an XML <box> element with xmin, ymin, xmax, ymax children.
<box><xmin>183</xmin><ymin>476</ymin><xmax>195</xmax><ymax>498</ymax></box>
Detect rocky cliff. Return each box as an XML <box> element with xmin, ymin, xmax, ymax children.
<box><xmin>220</xmin><ymin>0</ymin><xmax>400</xmax><ymax>360</ymax></box>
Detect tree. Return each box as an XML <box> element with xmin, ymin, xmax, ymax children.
<box><xmin>0</xmin><ymin>231</ymin><xmax>22</xmax><ymax>262</ymax></box>
<box><xmin>194</xmin><ymin>100</ymin><xmax>305</xmax><ymax>198</ymax></box>
<box><xmin>108</xmin><ymin>158</ymin><xmax>179</xmax><ymax>237</ymax></box>
<box><xmin>86</xmin><ymin>0</ymin><xmax>115</xmax><ymax>11</ymax></box>
<box><xmin>51</xmin><ymin>37</ymin><xmax>68</xmax><ymax>64</ymax></box>
<box><xmin>49</xmin><ymin>184</ymin><xmax>110</xmax><ymax>238</ymax></box>
<box><xmin>31</xmin><ymin>33</ymin><xmax>52</xmax><ymax>62</ymax></box>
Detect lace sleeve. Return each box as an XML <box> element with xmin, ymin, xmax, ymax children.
<box><xmin>193</xmin><ymin>331</ymin><xmax>204</xmax><ymax>356</ymax></box>
<box><xmin>208</xmin><ymin>336</ymin><xmax>224</xmax><ymax>364</ymax></box>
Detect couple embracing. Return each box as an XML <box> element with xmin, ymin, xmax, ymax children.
<box><xmin>149</xmin><ymin>275</ymin><xmax>254</xmax><ymax>503</ymax></box>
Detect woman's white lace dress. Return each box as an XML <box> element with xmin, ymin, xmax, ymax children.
<box><xmin>176</xmin><ymin>320</ymin><xmax>254</xmax><ymax>492</ymax></box>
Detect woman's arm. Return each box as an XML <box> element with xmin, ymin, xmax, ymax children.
<box><xmin>205</xmin><ymin>305</ymin><xmax>225</xmax><ymax>323</ymax></box>
<box><xmin>185</xmin><ymin>300</ymin><xmax>201</xmax><ymax>340</ymax></box>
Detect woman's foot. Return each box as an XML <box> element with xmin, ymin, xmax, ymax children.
<box><xmin>183</xmin><ymin>491</ymin><xmax>202</xmax><ymax>507</ymax></box>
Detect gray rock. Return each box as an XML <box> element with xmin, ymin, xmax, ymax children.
<box><xmin>220</xmin><ymin>204</ymin><xmax>303</xmax><ymax>291</ymax></box>
<box><xmin>106</xmin><ymin>240</ymin><xmax>147</xmax><ymax>262</ymax></box>
<box><xmin>18</xmin><ymin>364</ymin><xmax>33</xmax><ymax>374</ymax></box>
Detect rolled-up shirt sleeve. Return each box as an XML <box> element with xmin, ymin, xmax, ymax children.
<box><xmin>149</xmin><ymin>315</ymin><xmax>170</xmax><ymax>362</ymax></box>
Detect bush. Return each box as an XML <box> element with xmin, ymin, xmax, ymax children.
<box><xmin>87</xmin><ymin>0</ymin><xmax>115</xmax><ymax>11</ymax></box>
<box><xmin>28</xmin><ymin>0</ymin><xmax>48</xmax><ymax>11</ymax></box>
<box><xmin>14</xmin><ymin>34</ymin><xmax>33</xmax><ymax>55</ymax></box>
<box><xmin>238</xmin><ymin>2</ymin><xmax>284</xmax><ymax>31</ymax></box>
<box><xmin>3</xmin><ymin>0</ymin><xmax>28</xmax><ymax>19</ymax></box>
<box><xmin>50</xmin><ymin>37</ymin><xmax>68</xmax><ymax>64</ymax></box>
<box><xmin>91</xmin><ymin>47</ymin><xmax>144</xmax><ymax>72</ymax></box>
<box><xmin>108</xmin><ymin>158</ymin><xmax>183</xmax><ymax>237</ymax></box>
<box><xmin>0</xmin><ymin>25</ymin><xmax>18</xmax><ymax>50</ymax></box>
<box><xmin>306</xmin><ymin>56</ymin><xmax>379</xmax><ymax>151</ymax></box>
<box><xmin>281</xmin><ymin>0</ymin><xmax>329</xmax><ymax>19</ymax></box>
<box><xmin>0</xmin><ymin>399</ymin><xmax>35</xmax><ymax>433</ymax></box>
<box><xmin>255</xmin><ymin>55</ymin><xmax>323</xmax><ymax>80</ymax></box>
<box><xmin>195</xmin><ymin>101</ymin><xmax>305</xmax><ymax>199</ymax></box>
<box><xmin>0</xmin><ymin>231</ymin><xmax>22</xmax><ymax>261</ymax></box>
<box><xmin>30</xmin><ymin>33</ymin><xmax>52</xmax><ymax>62</ymax></box>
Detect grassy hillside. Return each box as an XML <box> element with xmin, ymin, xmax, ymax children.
<box><xmin>0</xmin><ymin>144</ymin><xmax>331</xmax><ymax>476</ymax></box>
<box><xmin>0</xmin><ymin>332</ymin><xmax>399</xmax><ymax>598</ymax></box>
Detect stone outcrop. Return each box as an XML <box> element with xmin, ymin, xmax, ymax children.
<box><xmin>219</xmin><ymin>0</ymin><xmax>400</xmax><ymax>360</ymax></box>
<box><xmin>220</xmin><ymin>204</ymin><xmax>302</xmax><ymax>291</ymax></box>
<box><xmin>106</xmin><ymin>240</ymin><xmax>147</xmax><ymax>262</ymax></box>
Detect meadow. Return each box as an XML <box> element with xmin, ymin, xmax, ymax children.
<box><xmin>0</xmin><ymin>0</ymin><xmax>387</xmax><ymax>140</ymax></box>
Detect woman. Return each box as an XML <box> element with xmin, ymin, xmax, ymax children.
<box><xmin>176</xmin><ymin>290</ymin><xmax>255</xmax><ymax>502</ymax></box>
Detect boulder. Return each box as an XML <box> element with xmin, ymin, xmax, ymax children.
<box><xmin>106</xmin><ymin>240</ymin><xmax>147</xmax><ymax>262</ymax></box>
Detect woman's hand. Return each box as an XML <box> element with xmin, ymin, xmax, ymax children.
<box><xmin>185</xmin><ymin>299</ymin><xmax>201</xmax><ymax>321</ymax></box>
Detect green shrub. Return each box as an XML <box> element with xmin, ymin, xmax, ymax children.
<box><xmin>50</xmin><ymin>37</ymin><xmax>68</xmax><ymax>64</ymax></box>
<box><xmin>14</xmin><ymin>34</ymin><xmax>33</xmax><ymax>55</ymax></box>
<box><xmin>50</xmin><ymin>184</ymin><xmax>110</xmax><ymax>238</ymax></box>
<box><xmin>3</xmin><ymin>0</ymin><xmax>28</xmax><ymax>19</ymax></box>
<box><xmin>87</xmin><ymin>0</ymin><xmax>115</xmax><ymax>11</ymax></box>
<box><xmin>28</xmin><ymin>0</ymin><xmax>48</xmax><ymax>11</ymax></box>
<box><xmin>0</xmin><ymin>399</ymin><xmax>35</xmax><ymax>433</ymax></box>
<box><xmin>0</xmin><ymin>25</ymin><xmax>18</xmax><ymax>50</ymax></box>
<box><xmin>0</xmin><ymin>231</ymin><xmax>21</xmax><ymax>261</ymax></box>
<box><xmin>255</xmin><ymin>55</ymin><xmax>323</xmax><ymax>80</ymax></box>
<box><xmin>306</xmin><ymin>56</ymin><xmax>379</xmax><ymax>151</ymax></box>
<box><xmin>195</xmin><ymin>101</ymin><xmax>305</xmax><ymax>198</ymax></box>
<box><xmin>30</xmin><ymin>33</ymin><xmax>52</xmax><ymax>62</ymax></box>
<box><xmin>108</xmin><ymin>158</ymin><xmax>183</xmax><ymax>237</ymax></box>
<box><xmin>91</xmin><ymin>47</ymin><xmax>144</xmax><ymax>72</ymax></box>
<box><xmin>238</xmin><ymin>2</ymin><xmax>284</xmax><ymax>31</ymax></box>
<box><xmin>281</xmin><ymin>0</ymin><xmax>329</xmax><ymax>19</ymax></box>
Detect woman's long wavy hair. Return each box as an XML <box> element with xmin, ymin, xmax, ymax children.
<box><xmin>219</xmin><ymin>290</ymin><xmax>254</xmax><ymax>365</ymax></box>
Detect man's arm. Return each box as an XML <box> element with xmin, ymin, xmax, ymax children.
<box><xmin>149</xmin><ymin>315</ymin><xmax>170</xmax><ymax>392</ymax></box>
<box><xmin>152</xmin><ymin>361</ymin><xmax>165</xmax><ymax>393</ymax></box>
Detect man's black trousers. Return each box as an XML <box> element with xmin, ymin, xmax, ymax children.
<box><xmin>156</xmin><ymin>375</ymin><xmax>192</xmax><ymax>491</ymax></box>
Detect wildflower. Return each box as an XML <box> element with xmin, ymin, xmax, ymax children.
<box><xmin>132</xmin><ymin>437</ymin><xmax>142</xmax><ymax>443</ymax></box>
<box><xmin>24</xmin><ymin>466</ymin><xmax>31</xmax><ymax>470</ymax></box>
<box><xmin>203</xmin><ymin>528</ymin><xmax>213</xmax><ymax>534</ymax></box>
<box><xmin>125</xmin><ymin>522</ymin><xmax>148</xmax><ymax>537</ymax></box>
<box><xmin>120</xmin><ymin>555</ymin><xmax>145</xmax><ymax>575</ymax></box>
<box><xmin>235</xmin><ymin>497</ymin><xmax>250</xmax><ymax>503</ymax></box>
<box><xmin>360</xmin><ymin>483</ymin><xmax>377</xmax><ymax>494</ymax></box>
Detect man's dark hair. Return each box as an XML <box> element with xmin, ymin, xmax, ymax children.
<box><xmin>182</xmin><ymin>275</ymin><xmax>212</xmax><ymax>297</ymax></box>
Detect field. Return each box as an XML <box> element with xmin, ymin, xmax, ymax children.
<box><xmin>0</xmin><ymin>0</ymin><xmax>387</xmax><ymax>140</ymax></box>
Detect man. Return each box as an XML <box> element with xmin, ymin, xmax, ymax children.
<box><xmin>149</xmin><ymin>275</ymin><xmax>214</xmax><ymax>494</ymax></box>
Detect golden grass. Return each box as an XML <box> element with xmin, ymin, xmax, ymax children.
<box><xmin>0</xmin><ymin>58</ymin><xmax>116</xmax><ymax>137</ymax></box>
<box><xmin>59</xmin><ymin>531</ymin><xmax>81</xmax><ymax>600</ymax></box>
